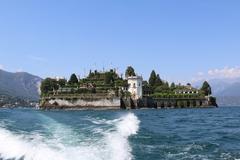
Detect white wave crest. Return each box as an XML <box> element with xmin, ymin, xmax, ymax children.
<box><xmin>0</xmin><ymin>128</ymin><xmax>64</xmax><ymax>160</ymax></box>
<box><xmin>106</xmin><ymin>113</ymin><xmax>140</xmax><ymax>160</ymax></box>
<box><xmin>0</xmin><ymin>113</ymin><xmax>140</xmax><ymax>160</ymax></box>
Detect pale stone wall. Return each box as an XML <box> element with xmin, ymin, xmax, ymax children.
<box><xmin>45</xmin><ymin>97</ymin><xmax>121</xmax><ymax>109</ymax></box>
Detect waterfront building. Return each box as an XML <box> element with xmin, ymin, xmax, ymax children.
<box><xmin>127</xmin><ymin>76</ymin><xmax>143</xmax><ymax>100</ymax></box>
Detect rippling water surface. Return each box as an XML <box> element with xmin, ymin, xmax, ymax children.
<box><xmin>0</xmin><ymin>107</ymin><xmax>240</xmax><ymax>160</ymax></box>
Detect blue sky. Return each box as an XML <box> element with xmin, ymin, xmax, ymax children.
<box><xmin>0</xmin><ymin>0</ymin><xmax>240</xmax><ymax>83</ymax></box>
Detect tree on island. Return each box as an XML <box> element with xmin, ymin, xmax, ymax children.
<box><xmin>154</xmin><ymin>84</ymin><xmax>170</xmax><ymax>93</ymax></box>
<box><xmin>165</xmin><ymin>81</ymin><xmax>169</xmax><ymax>88</ymax></box>
<box><xmin>40</xmin><ymin>78</ymin><xmax>52</xmax><ymax>95</ymax></box>
<box><xmin>58</xmin><ymin>79</ymin><xmax>67</xmax><ymax>87</ymax></box>
<box><xmin>149</xmin><ymin>70</ymin><xmax>157</xmax><ymax>86</ymax></box>
<box><xmin>125</xmin><ymin>66</ymin><xmax>136</xmax><ymax>78</ymax></box>
<box><xmin>170</xmin><ymin>82</ymin><xmax>176</xmax><ymax>90</ymax></box>
<box><xmin>68</xmin><ymin>74</ymin><xmax>79</xmax><ymax>85</ymax></box>
<box><xmin>201</xmin><ymin>81</ymin><xmax>212</xmax><ymax>96</ymax></box>
<box><xmin>155</xmin><ymin>74</ymin><xmax>163</xmax><ymax>86</ymax></box>
<box><xmin>105</xmin><ymin>72</ymin><xmax>114</xmax><ymax>84</ymax></box>
<box><xmin>40</xmin><ymin>78</ymin><xmax>59</xmax><ymax>95</ymax></box>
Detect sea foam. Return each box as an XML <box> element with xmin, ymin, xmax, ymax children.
<box><xmin>106</xmin><ymin>113</ymin><xmax>140</xmax><ymax>160</ymax></box>
<box><xmin>0</xmin><ymin>113</ymin><xmax>140</xmax><ymax>160</ymax></box>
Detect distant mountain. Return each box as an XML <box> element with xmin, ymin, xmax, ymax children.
<box><xmin>0</xmin><ymin>69</ymin><xmax>42</xmax><ymax>101</ymax></box>
<box><xmin>193</xmin><ymin>78</ymin><xmax>240</xmax><ymax>106</ymax></box>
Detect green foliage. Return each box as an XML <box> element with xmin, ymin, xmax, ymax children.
<box><xmin>40</xmin><ymin>78</ymin><xmax>51</xmax><ymax>95</ymax></box>
<box><xmin>87</xmin><ymin>70</ymin><xmax>102</xmax><ymax>80</ymax></box>
<box><xmin>115</xmin><ymin>79</ymin><xmax>128</xmax><ymax>88</ymax></box>
<box><xmin>40</xmin><ymin>67</ymin><xmax>206</xmax><ymax>102</ymax></box>
<box><xmin>154</xmin><ymin>85</ymin><xmax>170</xmax><ymax>93</ymax></box>
<box><xmin>142</xmin><ymin>81</ymin><xmax>154</xmax><ymax>95</ymax></box>
<box><xmin>142</xmin><ymin>81</ymin><xmax>148</xmax><ymax>86</ymax></box>
<box><xmin>209</xmin><ymin>96</ymin><xmax>217</xmax><ymax>106</ymax></box>
<box><xmin>104</xmin><ymin>72</ymin><xmax>114</xmax><ymax>85</ymax></box>
<box><xmin>148</xmin><ymin>71</ymin><xmax>164</xmax><ymax>88</ymax></box>
<box><xmin>164</xmin><ymin>81</ymin><xmax>169</xmax><ymax>88</ymax></box>
<box><xmin>58</xmin><ymin>79</ymin><xmax>67</xmax><ymax>87</ymax></box>
<box><xmin>170</xmin><ymin>82</ymin><xmax>176</xmax><ymax>90</ymax></box>
<box><xmin>125</xmin><ymin>66</ymin><xmax>136</xmax><ymax>78</ymax></box>
<box><xmin>144</xmin><ymin>70</ymin><xmax>173</xmax><ymax>95</ymax></box>
<box><xmin>201</xmin><ymin>81</ymin><xmax>212</xmax><ymax>96</ymax></box>
<box><xmin>151</xmin><ymin>92</ymin><xmax>204</xmax><ymax>99</ymax></box>
<box><xmin>149</xmin><ymin>70</ymin><xmax>157</xmax><ymax>87</ymax></box>
<box><xmin>155</xmin><ymin>74</ymin><xmax>163</xmax><ymax>86</ymax></box>
<box><xmin>68</xmin><ymin>74</ymin><xmax>79</xmax><ymax>85</ymax></box>
<box><xmin>40</xmin><ymin>78</ymin><xmax>59</xmax><ymax>95</ymax></box>
<box><xmin>122</xmin><ymin>91</ymin><xmax>131</xmax><ymax>98</ymax></box>
<box><xmin>41</xmin><ymin>69</ymin><xmax>126</xmax><ymax>96</ymax></box>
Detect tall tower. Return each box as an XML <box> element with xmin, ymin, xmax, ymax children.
<box><xmin>127</xmin><ymin>76</ymin><xmax>143</xmax><ymax>100</ymax></box>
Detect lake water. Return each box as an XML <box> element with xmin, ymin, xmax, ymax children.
<box><xmin>0</xmin><ymin>107</ymin><xmax>240</xmax><ymax>160</ymax></box>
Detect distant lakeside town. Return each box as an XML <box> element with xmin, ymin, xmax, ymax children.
<box><xmin>40</xmin><ymin>66</ymin><xmax>217</xmax><ymax>109</ymax></box>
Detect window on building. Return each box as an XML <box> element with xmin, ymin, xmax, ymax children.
<box><xmin>133</xmin><ymin>83</ymin><xmax>136</xmax><ymax>88</ymax></box>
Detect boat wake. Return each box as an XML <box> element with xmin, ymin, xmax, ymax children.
<box><xmin>0</xmin><ymin>113</ymin><xmax>140</xmax><ymax>160</ymax></box>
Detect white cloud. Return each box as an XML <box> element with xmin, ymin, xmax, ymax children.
<box><xmin>208</xmin><ymin>66</ymin><xmax>240</xmax><ymax>79</ymax></box>
<box><xmin>192</xmin><ymin>66</ymin><xmax>240</xmax><ymax>83</ymax></box>
<box><xmin>0</xmin><ymin>64</ymin><xmax>3</xmax><ymax>70</ymax></box>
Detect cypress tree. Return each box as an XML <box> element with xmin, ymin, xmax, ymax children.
<box><xmin>170</xmin><ymin>82</ymin><xmax>176</xmax><ymax>89</ymax></box>
<box><xmin>149</xmin><ymin>70</ymin><xmax>157</xmax><ymax>86</ymax></box>
<box><xmin>201</xmin><ymin>81</ymin><xmax>212</xmax><ymax>96</ymax></box>
<box><xmin>68</xmin><ymin>73</ymin><xmax>79</xmax><ymax>85</ymax></box>
<box><xmin>155</xmin><ymin>74</ymin><xmax>163</xmax><ymax>86</ymax></box>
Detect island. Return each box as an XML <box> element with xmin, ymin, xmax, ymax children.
<box><xmin>39</xmin><ymin>66</ymin><xmax>217</xmax><ymax>109</ymax></box>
